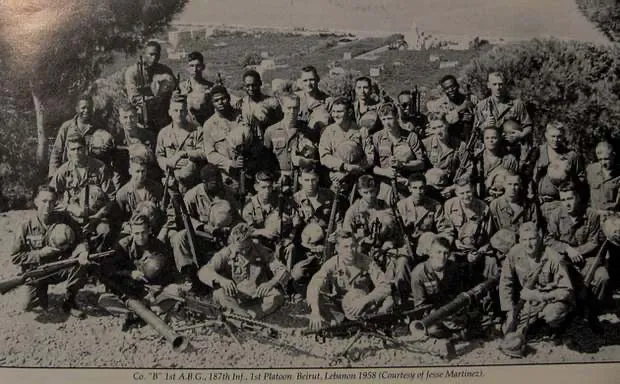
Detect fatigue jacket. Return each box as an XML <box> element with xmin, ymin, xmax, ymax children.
<box><xmin>293</xmin><ymin>188</ymin><xmax>339</xmax><ymax>227</ymax></box>
<box><xmin>263</xmin><ymin>122</ymin><xmax>305</xmax><ymax>172</ymax></box>
<box><xmin>474</xmin><ymin>96</ymin><xmax>532</xmax><ymax>130</ymax></box>
<box><xmin>125</xmin><ymin>62</ymin><xmax>175</xmax><ymax>105</ymax></box>
<box><xmin>117</xmin><ymin>127</ymin><xmax>157</xmax><ymax>153</ymax></box>
<box><xmin>183</xmin><ymin>78</ymin><xmax>215</xmax><ymax>126</ymax></box>
<box><xmin>372</xmin><ymin>127</ymin><xmax>425</xmax><ymax>170</ymax></box>
<box><xmin>342</xmin><ymin>199</ymin><xmax>390</xmax><ymax>233</ymax></box>
<box><xmin>114</xmin><ymin>235</ymin><xmax>173</xmax><ymax>284</ymax></box>
<box><xmin>472</xmin><ymin>150</ymin><xmax>519</xmax><ymax>190</ymax></box>
<box><xmin>489</xmin><ymin>196</ymin><xmax>539</xmax><ymax>233</ymax></box>
<box><xmin>319</xmin><ymin>123</ymin><xmax>374</xmax><ymax>172</ymax></box>
<box><xmin>353</xmin><ymin>100</ymin><xmax>380</xmax><ymax>134</ymax></box>
<box><xmin>545</xmin><ymin>207</ymin><xmax>603</xmax><ymax>260</ymax></box>
<box><xmin>532</xmin><ymin>144</ymin><xmax>584</xmax><ymax>185</ymax></box>
<box><xmin>155</xmin><ymin>124</ymin><xmax>205</xmax><ymax>172</ymax></box>
<box><xmin>236</xmin><ymin>94</ymin><xmax>283</xmax><ymax>140</ymax></box>
<box><xmin>499</xmin><ymin>244</ymin><xmax>573</xmax><ymax>312</ymax></box>
<box><xmin>48</xmin><ymin>116</ymin><xmax>98</xmax><ymax>178</ymax></box>
<box><xmin>422</xmin><ymin>135</ymin><xmax>465</xmax><ymax>175</ymax></box>
<box><xmin>296</xmin><ymin>89</ymin><xmax>330</xmax><ymax>123</ymax></box>
<box><xmin>10</xmin><ymin>211</ymin><xmax>76</xmax><ymax>267</ymax></box>
<box><xmin>50</xmin><ymin>158</ymin><xmax>116</xmax><ymax>205</ymax></box>
<box><xmin>443</xmin><ymin>197</ymin><xmax>491</xmax><ymax>248</ymax></box>
<box><xmin>200</xmin><ymin>241</ymin><xmax>290</xmax><ymax>287</ymax></box>
<box><xmin>426</xmin><ymin>93</ymin><xmax>478</xmax><ymax>141</ymax></box>
<box><xmin>203</xmin><ymin>109</ymin><xmax>245</xmax><ymax>173</ymax></box>
<box><xmin>586</xmin><ymin>163</ymin><xmax>620</xmax><ymax>211</ymax></box>
<box><xmin>410</xmin><ymin>260</ymin><xmax>464</xmax><ymax>308</ymax></box>
<box><xmin>115</xmin><ymin>179</ymin><xmax>164</xmax><ymax>222</ymax></box>
<box><xmin>306</xmin><ymin>255</ymin><xmax>391</xmax><ymax>309</ymax></box>
<box><xmin>184</xmin><ymin>183</ymin><xmax>240</xmax><ymax>230</ymax></box>
<box><xmin>242</xmin><ymin>195</ymin><xmax>280</xmax><ymax>229</ymax></box>
<box><xmin>396</xmin><ymin>197</ymin><xmax>453</xmax><ymax>240</ymax></box>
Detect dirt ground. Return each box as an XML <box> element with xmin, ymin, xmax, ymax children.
<box><xmin>0</xmin><ymin>210</ymin><xmax>619</xmax><ymax>368</ymax></box>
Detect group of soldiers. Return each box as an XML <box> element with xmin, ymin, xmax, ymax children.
<box><xmin>10</xmin><ymin>40</ymin><xmax>620</xmax><ymax>358</ymax></box>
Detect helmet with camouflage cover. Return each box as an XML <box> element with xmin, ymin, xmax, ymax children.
<box><xmin>358</xmin><ymin>110</ymin><xmax>378</xmax><ymax>131</ymax></box>
<box><xmin>342</xmin><ymin>288</ymin><xmax>369</xmax><ymax>320</ymax></box>
<box><xmin>416</xmin><ymin>232</ymin><xmax>437</xmax><ymax>258</ymax></box>
<box><xmin>134</xmin><ymin>200</ymin><xmax>165</xmax><ymax>231</ymax></box>
<box><xmin>602</xmin><ymin>214</ymin><xmax>620</xmax><ymax>246</ymax></box>
<box><xmin>425</xmin><ymin>168</ymin><xmax>450</xmax><ymax>189</ymax></box>
<box><xmin>128</xmin><ymin>143</ymin><xmax>155</xmax><ymax>163</ymax></box>
<box><xmin>490</xmin><ymin>229</ymin><xmax>517</xmax><ymax>255</ymax></box>
<box><xmin>139</xmin><ymin>253</ymin><xmax>170</xmax><ymax>283</ymax></box>
<box><xmin>228</xmin><ymin>223</ymin><xmax>254</xmax><ymax>245</ymax></box>
<box><xmin>393</xmin><ymin>142</ymin><xmax>415</xmax><ymax>163</ymax></box>
<box><xmin>173</xmin><ymin>159</ymin><xmax>197</xmax><ymax>181</ymax></box>
<box><xmin>308</xmin><ymin>104</ymin><xmax>331</xmax><ymax>132</ymax></box>
<box><xmin>209</xmin><ymin>200</ymin><xmax>234</xmax><ymax>229</ymax></box>
<box><xmin>89</xmin><ymin>129</ymin><xmax>115</xmax><ymax>156</ymax></box>
<box><xmin>300</xmin><ymin>222</ymin><xmax>325</xmax><ymax>253</ymax></box>
<box><xmin>335</xmin><ymin>140</ymin><xmax>363</xmax><ymax>164</ymax></box>
<box><xmin>46</xmin><ymin>223</ymin><xmax>77</xmax><ymax>252</ymax></box>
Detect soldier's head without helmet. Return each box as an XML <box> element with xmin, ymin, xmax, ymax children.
<box><xmin>299</xmin><ymin>163</ymin><xmax>320</xmax><ymax>193</ymax></box>
<box><xmin>280</xmin><ymin>92</ymin><xmax>301</xmax><ymax>121</ymax></box>
<box><xmin>329</xmin><ymin>96</ymin><xmax>353</xmax><ymax>125</ymax></box>
<box><xmin>595</xmin><ymin>141</ymin><xmax>615</xmax><ymax>170</ymax></box>
<box><xmin>428</xmin><ymin>236</ymin><xmax>450</xmax><ymax>272</ymax></box>
<box><xmin>300</xmin><ymin>66</ymin><xmax>320</xmax><ymax>93</ymax></box>
<box><xmin>66</xmin><ymin>134</ymin><xmax>87</xmax><ymax>163</ymax></box>
<box><xmin>210</xmin><ymin>85</ymin><xmax>231</xmax><ymax>112</ymax></box>
<box><xmin>357</xmin><ymin>175</ymin><xmax>378</xmax><ymax>202</ymax></box>
<box><xmin>486</xmin><ymin>71</ymin><xmax>506</xmax><ymax>98</ymax></box>
<box><xmin>34</xmin><ymin>185</ymin><xmax>57</xmax><ymax>218</ymax></box>
<box><xmin>440</xmin><ymin>75</ymin><xmax>459</xmax><ymax>100</ymax></box>
<box><xmin>397</xmin><ymin>90</ymin><xmax>413</xmax><ymax>115</ymax></box>
<box><xmin>502</xmin><ymin>119</ymin><xmax>522</xmax><ymax>144</ymax></box>
<box><xmin>558</xmin><ymin>181</ymin><xmax>582</xmax><ymax>214</ymax></box>
<box><xmin>129</xmin><ymin>155</ymin><xmax>149</xmax><ymax>185</ymax></box>
<box><xmin>354</xmin><ymin>76</ymin><xmax>372</xmax><ymax>102</ymax></box>
<box><xmin>144</xmin><ymin>41</ymin><xmax>161</xmax><ymax>67</ymax></box>
<box><xmin>119</xmin><ymin>102</ymin><xmax>138</xmax><ymax>130</ymax></box>
<box><xmin>209</xmin><ymin>200</ymin><xmax>234</xmax><ymax>230</ymax></box>
<box><xmin>200</xmin><ymin>164</ymin><xmax>222</xmax><ymax>191</ymax></box>
<box><xmin>454</xmin><ymin>178</ymin><xmax>474</xmax><ymax>205</ymax></box>
<box><xmin>545</xmin><ymin>121</ymin><xmax>566</xmax><ymax>150</ymax></box>
<box><xmin>518</xmin><ymin>221</ymin><xmax>541</xmax><ymax>257</ymax></box>
<box><xmin>378</xmin><ymin>102</ymin><xmax>399</xmax><ymax>130</ymax></box>
<box><xmin>75</xmin><ymin>95</ymin><xmax>93</xmax><ymax>121</ymax></box>
<box><xmin>482</xmin><ymin>126</ymin><xmax>501</xmax><ymax>151</ymax></box>
<box><xmin>129</xmin><ymin>213</ymin><xmax>152</xmax><ymax>247</ymax></box>
<box><xmin>407</xmin><ymin>173</ymin><xmax>427</xmax><ymax>202</ymax></box>
<box><xmin>243</xmin><ymin>69</ymin><xmax>262</xmax><ymax>97</ymax></box>
<box><xmin>426</xmin><ymin>112</ymin><xmax>449</xmax><ymax>140</ymax></box>
<box><xmin>503</xmin><ymin>171</ymin><xmax>522</xmax><ymax>201</ymax></box>
<box><xmin>187</xmin><ymin>51</ymin><xmax>205</xmax><ymax>78</ymax></box>
<box><xmin>228</xmin><ymin>223</ymin><xmax>254</xmax><ymax>253</ymax></box>
<box><xmin>336</xmin><ymin>230</ymin><xmax>357</xmax><ymax>265</ymax></box>
<box><xmin>168</xmin><ymin>93</ymin><xmax>188</xmax><ymax>124</ymax></box>
<box><xmin>254</xmin><ymin>171</ymin><xmax>275</xmax><ymax>200</ymax></box>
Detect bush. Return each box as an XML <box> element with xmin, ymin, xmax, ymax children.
<box><xmin>576</xmin><ymin>0</ymin><xmax>620</xmax><ymax>41</ymax></box>
<box><xmin>240</xmin><ymin>52</ymin><xmax>263</xmax><ymax>67</ymax></box>
<box><xmin>460</xmin><ymin>38</ymin><xmax>620</xmax><ymax>160</ymax></box>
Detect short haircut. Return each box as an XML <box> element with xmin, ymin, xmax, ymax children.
<box><xmin>397</xmin><ymin>90</ymin><xmax>412</xmax><ymax>99</ymax></box>
<box><xmin>200</xmin><ymin>164</ymin><xmax>221</xmax><ymax>182</ymax></box>
<box><xmin>407</xmin><ymin>173</ymin><xmax>426</xmax><ymax>184</ymax></box>
<box><xmin>279</xmin><ymin>92</ymin><xmax>300</xmax><ymax>103</ymax></box>
<box><xmin>255</xmin><ymin>170</ymin><xmax>275</xmax><ymax>183</ymax></box>
<box><xmin>482</xmin><ymin>125</ymin><xmax>501</xmax><ymax>135</ymax></box>
<box><xmin>558</xmin><ymin>181</ymin><xmax>578</xmax><ymax>194</ymax></box>
<box><xmin>130</xmin><ymin>155</ymin><xmax>149</xmax><ymax>167</ymax></box>
<box><xmin>487</xmin><ymin>71</ymin><xmax>504</xmax><ymax>81</ymax></box>
<box><xmin>546</xmin><ymin>121</ymin><xmax>566</xmax><ymax>133</ymax></box>
<box><xmin>170</xmin><ymin>92</ymin><xmax>188</xmax><ymax>105</ymax></box>
<box><xmin>503</xmin><ymin>171</ymin><xmax>521</xmax><ymax>181</ymax></box>
<box><xmin>378</xmin><ymin>102</ymin><xmax>398</xmax><ymax>118</ymax></box>
<box><xmin>35</xmin><ymin>185</ymin><xmax>56</xmax><ymax>199</ymax></box>
<box><xmin>210</xmin><ymin>85</ymin><xmax>229</xmax><ymax>98</ymax></box>
<box><xmin>455</xmin><ymin>177</ymin><xmax>473</xmax><ymax>188</ymax></box>
<box><xmin>300</xmin><ymin>163</ymin><xmax>320</xmax><ymax>175</ymax></box>
<box><xmin>146</xmin><ymin>40</ymin><xmax>162</xmax><ymax>53</ymax></box>
<box><xmin>330</xmin><ymin>96</ymin><xmax>352</xmax><ymax>111</ymax></box>
<box><xmin>430</xmin><ymin>236</ymin><xmax>451</xmax><ymax>250</ymax></box>
<box><xmin>66</xmin><ymin>134</ymin><xmax>86</xmax><ymax>147</ymax></box>
<box><xmin>119</xmin><ymin>102</ymin><xmax>137</xmax><ymax>114</ymax></box>
<box><xmin>439</xmin><ymin>74</ymin><xmax>457</xmax><ymax>85</ymax></box>
<box><xmin>228</xmin><ymin>223</ymin><xmax>253</xmax><ymax>244</ymax></box>
<box><xmin>354</xmin><ymin>76</ymin><xmax>372</xmax><ymax>87</ymax></box>
<box><xmin>187</xmin><ymin>51</ymin><xmax>204</xmax><ymax>64</ymax></box>
<box><xmin>426</xmin><ymin>111</ymin><xmax>448</xmax><ymax>124</ymax></box>
<box><xmin>301</xmin><ymin>65</ymin><xmax>319</xmax><ymax>79</ymax></box>
<box><xmin>336</xmin><ymin>229</ymin><xmax>355</xmax><ymax>245</ymax></box>
<box><xmin>357</xmin><ymin>175</ymin><xmax>376</xmax><ymax>190</ymax></box>
<box><xmin>243</xmin><ymin>69</ymin><xmax>262</xmax><ymax>83</ymax></box>
<box><xmin>76</xmin><ymin>94</ymin><xmax>92</xmax><ymax>107</ymax></box>
<box><xmin>519</xmin><ymin>221</ymin><xmax>539</xmax><ymax>238</ymax></box>
<box><xmin>129</xmin><ymin>213</ymin><xmax>151</xmax><ymax>228</ymax></box>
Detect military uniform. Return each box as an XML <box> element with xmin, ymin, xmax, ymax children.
<box><xmin>293</xmin><ymin>188</ymin><xmax>340</xmax><ymax>228</ymax></box>
<box><xmin>296</xmin><ymin>89</ymin><xmax>330</xmax><ymax>125</ymax></box>
<box><xmin>396</xmin><ymin>196</ymin><xmax>454</xmax><ymax>245</ymax></box>
<box><xmin>422</xmin><ymin>135</ymin><xmax>465</xmax><ymax>177</ymax></box>
<box><xmin>115</xmin><ymin>179</ymin><xmax>164</xmax><ymax>223</ymax></box>
<box><xmin>48</xmin><ymin>116</ymin><xmax>98</xmax><ymax>178</ymax></box>
<box><xmin>155</xmin><ymin>124</ymin><xmax>205</xmax><ymax>192</ymax></box>
<box><xmin>342</xmin><ymin>199</ymin><xmax>389</xmax><ymax>233</ymax></box>
<box><xmin>499</xmin><ymin>244</ymin><xmax>574</xmax><ymax>332</ymax></box>
<box><xmin>112</xmin><ymin>235</ymin><xmax>175</xmax><ymax>286</ymax></box>
<box><xmin>10</xmin><ymin>212</ymin><xmax>86</xmax><ymax>310</ymax></box>
<box><xmin>184</xmin><ymin>78</ymin><xmax>215</xmax><ymax>126</ymax></box>
<box><xmin>354</xmin><ymin>100</ymin><xmax>380</xmax><ymax>134</ymax></box>
<box><xmin>426</xmin><ymin>93</ymin><xmax>479</xmax><ymax>141</ymax></box>
<box><xmin>474</xmin><ymin>97</ymin><xmax>532</xmax><ymax>131</ymax></box>
<box><xmin>306</xmin><ymin>255</ymin><xmax>393</xmax><ymax>322</ymax></box>
<box><xmin>489</xmin><ymin>196</ymin><xmax>539</xmax><ymax>233</ymax></box>
<box><xmin>586</xmin><ymin>162</ymin><xmax>620</xmax><ymax>211</ymax></box>
<box><xmin>471</xmin><ymin>150</ymin><xmax>519</xmax><ymax>199</ymax></box>
<box><xmin>198</xmin><ymin>241</ymin><xmax>290</xmax><ymax>318</ymax></box>
<box><xmin>410</xmin><ymin>259</ymin><xmax>465</xmax><ymax>308</ymax></box>
<box><xmin>236</xmin><ymin>94</ymin><xmax>283</xmax><ymax>140</ymax></box>
<box><xmin>242</xmin><ymin>194</ymin><xmax>280</xmax><ymax>230</ymax></box>
<box><xmin>443</xmin><ymin>197</ymin><xmax>491</xmax><ymax>249</ymax></box>
<box><xmin>50</xmin><ymin>158</ymin><xmax>116</xmax><ymax>206</ymax></box>
<box><xmin>532</xmin><ymin>144</ymin><xmax>585</xmax><ymax>188</ymax></box>
<box><xmin>263</xmin><ymin>122</ymin><xmax>307</xmax><ymax>174</ymax></box>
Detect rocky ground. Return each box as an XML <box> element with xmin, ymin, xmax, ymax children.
<box><xmin>0</xmin><ymin>210</ymin><xmax>619</xmax><ymax>368</ymax></box>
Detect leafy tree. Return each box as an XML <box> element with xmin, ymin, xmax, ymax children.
<box><xmin>1</xmin><ymin>0</ymin><xmax>188</xmax><ymax>167</ymax></box>
<box><xmin>576</xmin><ymin>0</ymin><xmax>620</xmax><ymax>41</ymax></box>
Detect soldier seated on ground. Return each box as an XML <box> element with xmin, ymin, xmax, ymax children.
<box><xmin>10</xmin><ymin>185</ymin><xmax>90</xmax><ymax>318</ymax></box>
<box><xmin>307</xmin><ymin>230</ymin><xmax>393</xmax><ymax>330</ymax></box>
<box><xmin>499</xmin><ymin>222</ymin><xmax>575</xmax><ymax>358</ymax></box>
<box><xmin>289</xmin><ymin>222</ymin><xmax>327</xmax><ymax>301</ymax></box>
<box><xmin>198</xmin><ymin>223</ymin><xmax>290</xmax><ymax>319</ymax></box>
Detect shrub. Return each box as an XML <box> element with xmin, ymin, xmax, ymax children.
<box><xmin>240</xmin><ymin>52</ymin><xmax>263</xmax><ymax>67</ymax></box>
<box><xmin>576</xmin><ymin>0</ymin><xmax>620</xmax><ymax>41</ymax></box>
<box><xmin>460</xmin><ymin>38</ymin><xmax>620</xmax><ymax>160</ymax></box>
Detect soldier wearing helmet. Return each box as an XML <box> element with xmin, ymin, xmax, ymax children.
<box><xmin>307</xmin><ymin>230</ymin><xmax>392</xmax><ymax>330</ymax></box>
<box><xmin>198</xmin><ymin>223</ymin><xmax>290</xmax><ymax>319</ymax></box>
<box><xmin>372</xmin><ymin>102</ymin><xmax>425</xmax><ymax>204</ymax></box>
<box><xmin>10</xmin><ymin>185</ymin><xmax>88</xmax><ymax>317</ymax></box>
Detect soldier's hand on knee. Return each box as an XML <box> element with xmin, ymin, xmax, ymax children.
<box><xmin>565</xmin><ymin>247</ymin><xmax>583</xmax><ymax>264</ymax></box>
<box><xmin>349</xmin><ymin>296</ymin><xmax>370</xmax><ymax>318</ymax></box>
<box><xmin>309</xmin><ymin>311</ymin><xmax>325</xmax><ymax>331</ymax></box>
<box><xmin>218</xmin><ymin>278</ymin><xmax>238</xmax><ymax>296</ymax></box>
<box><xmin>256</xmin><ymin>281</ymin><xmax>275</xmax><ymax>298</ymax></box>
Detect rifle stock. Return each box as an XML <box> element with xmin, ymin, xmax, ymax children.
<box><xmin>390</xmin><ymin>179</ymin><xmax>415</xmax><ymax>260</ymax></box>
<box><xmin>138</xmin><ymin>56</ymin><xmax>149</xmax><ymax>128</ymax></box>
<box><xmin>323</xmin><ymin>186</ymin><xmax>341</xmax><ymax>261</ymax></box>
<box><xmin>172</xmin><ymin>194</ymin><xmax>200</xmax><ymax>267</ymax></box>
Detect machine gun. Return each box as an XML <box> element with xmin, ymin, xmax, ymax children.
<box><xmin>301</xmin><ymin>304</ymin><xmax>453</xmax><ymax>363</ymax></box>
<box><xmin>151</xmin><ymin>291</ymin><xmax>288</xmax><ymax>345</ymax></box>
<box><xmin>410</xmin><ymin>277</ymin><xmax>498</xmax><ymax>340</ymax></box>
<box><xmin>0</xmin><ymin>250</ymin><xmax>116</xmax><ymax>295</ymax></box>
<box><xmin>95</xmin><ymin>272</ymin><xmax>189</xmax><ymax>352</ymax></box>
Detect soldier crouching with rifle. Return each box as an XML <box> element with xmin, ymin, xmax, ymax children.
<box><xmin>9</xmin><ymin>185</ymin><xmax>91</xmax><ymax>317</ymax></box>
<box><xmin>307</xmin><ymin>230</ymin><xmax>393</xmax><ymax>331</ymax></box>
<box><xmin>197</xmin><ymin>223</ymin><xmax>290</xmax><ymax>319</ymax></box>
<box><xmin>499</xmin><ymin>222</ymin><xmax>574</xmax><ymax>358</ymax></box>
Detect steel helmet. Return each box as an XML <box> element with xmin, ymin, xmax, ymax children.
<box><xmin>46</xmin><ymin>223</ymin><xmax>77</xmax><ymax>252</ymax></box>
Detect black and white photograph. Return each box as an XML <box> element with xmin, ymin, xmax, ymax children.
<box><xmin>0</xmin><ymin>0</ymin><xmax>619</xmax><ymax>382</ymax></box>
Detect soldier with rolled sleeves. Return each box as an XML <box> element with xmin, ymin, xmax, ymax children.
<box><xmin>307</xmin><ymin>230</ymin><xmax>393</xmax><ymax>330</ymax></box>
<box><xmin>293</xmin><ymin>164</ymin><xmax>342</xmax><ymax>229</ymax></box>
<box><xmin>353</xmin><ymin>76</ymin><xmax>381</xmax><ymax>134</ymax></box>
<box><xmin>169</xmin><ymin>165</ymin><xmax>239</xmax><ymax>288</ymax></box>
<box><xmin>586</xmin><ymin>141</ymin><xmax>620</xmax><ymax>214</ymax></box>
<box><xmin>296</xmin><ymin>66</ymin><xmax>330</xmax><ymax>134</ymax></box>
<box><xmin>474</xmin><ymin>72</ymin><xmax>532</xmax><ymax>140</ymax></box>
<box><xmin>426</xmin><ymin>75</ymin><xmax>478</xmax><ymax>142</ymax></box>
<box><xmin>372</xmin><ymin>102</ymin><xmax>425</xmax><ymax>204</ymax></box>
<box><xmin>502</xmin><ymin>120</ymin><xmax>536</xmax><ymax>177</ymax></box>
<box><xmin>10</xmin><ymin>185</ymin><xmax>89</xmax><ymax>317</ymax></box>
<box><xmin>48</xmin><ymin>96</ymin><xmax>98</xmax><ymax>179</ymax></box>
<box><xmin>342</xmin><ymin>176</ymin><xmax>389</xmax><ymax>233</ymax></box>
<box><xmin>236</xmin><ymin>69</ymin><xmax>284</xmax><ymax>141</ymax></box>
<box><xmin>290</xmin><ymin>222</ymin><xmax>327</xmax><ymax>300</ymax></box>
<box><xmin>489</xmin><ymin>172</ymin><xmax>540</xmax><ymax>233</ymax></box>
<box><xmin>471</xmin><ymin>126</ymin><xmax>519</xmax><ymax>200</ymax></box>
<box><xmin>156</xmin><ymin>93</ymin><xmax>206</xmax><ymax>195</ymax></box>
<box><xmin>49</xmin><ymin>135</ymin><xmax>116</xmax><ymax>252</ymax></box>
<box><xmin>198</xmin><ymin>223</ymin><xmax>290</xmax><ymax>319</ymax></box>
<box><xmin>396</xmin><ymin>173</ymin><xmax>454</xmax><ymax>249</ymax></box>
<box><xmin>242</xmin><ymin>171</ymin><xmax>282</xmax><ymax>230</ymax></box>
<box><xmin>319</xmin><ymin>97</ymin><xmax>375</xmax><ymax>194</ymax></box>
<box><xmin>125</xmin><ymin>41</ymin><xmax>176</xmax><ymax>132</ymax></box>
<box><xmin>180</xmin><ymin>51</ymin><xmax>215</xmax><ymax>126</ymax></box>
<box><xmin>499</xmin><ymin>222</ymin><xmax>575</xmax><ymax>357</ymax></box>
<box><xmin>544</xmin><ymin>182</ymin><xmax>608</xmax><ymax>332</ymax></box>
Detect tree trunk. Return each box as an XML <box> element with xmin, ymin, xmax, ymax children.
<box><xmin>31</xmin><ymin>85</ymin><xmax>47</xmax><ymax>166</ymax></box>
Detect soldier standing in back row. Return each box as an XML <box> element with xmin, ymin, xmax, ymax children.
<box><xmin>296</xmin><ymin>66</ymin><xmax>330</xmax><ymax>137</ymax></box>
<box><xmin>180</xmin><ymin>51</ymin><xmax>215</xmax><ymax>126</ymax></box>
<box><xmin>426</xmin><ymin>75</ymin><xmax>478</xmax><ymax>142</ymax></box>
<box><xmin>236</xmin><ymin>70</ymin><xmax>283</xmax><ymax>141</ymax></box>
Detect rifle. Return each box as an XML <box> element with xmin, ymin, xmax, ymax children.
<box><xmin>137</xmin><ymin>56</ymin><xmax>149</xmax><ymax>128</ymax></box>
<box><xmin>503</xmin><ymin>258</ymin><xmax>548</xmax><ymax>335</ymax></box>
<box><xmin>410</xmin><ymin>277</ymin><xmax>498</xmax><ymax>340</ymax></box>
<box><xmin>152</xmin><ymin>291</ymin><xmax>287</xmax><ymax>343</ymax></box>
<box><xmin>452</xmin><ymin>123</ymin><xmax>480</xmax><ymax>182</ymax></box>
<box><xmin>0</xmin><ymin>250</ymin><xmax>116</xmax><ymax>295</ymax></box>
<box><xmin>95</xmin><ymin>272</ymin><xmax>188</xmax><ymax>352</ymax></box>
<box><xmin>216</xmin><ymin>72</ymin><xmax>224</xmax><ymax>86</ymax></box>
<box><xmin>170</xmin><ymin>193</ymin><xmax>200</xmax><ymax>267</ymax></box>
<box><xmin>390</xmin><ymin>178</ymin><xmax>415</xmax><ymax>260</ymax></box>
<box><xmin>323</xmin><ymin>185</ymin><xmax>341</xmax><ymax>262</ymax></box>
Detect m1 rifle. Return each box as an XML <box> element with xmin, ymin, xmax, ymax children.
<box><xmin>152</xmin><ymin>291</ymin><xmax>288</xmax><ymax>345</ymax></box>
<box><xmin>390</xmin><ymin>178</ymin><xmax>415</xmax><ymax>260</ymax></box>
<box><xmin>323</xmin><ymin>185</ymin><xmax>341</xmax><ymax>262</ymax></box>
<box><xmin>452</xmin><ymin>122</ymin><xmax>480</xmax><ymax>183</ymax></box>
<box><xmin>0</xmin><ymin>250</ymin><xmax>116</xmax><ymax>295</ymax></box>
<box><xmin>216</xmin><ymin>72</ymin><xmax>224</xmax><ymax>86</ymax></box>
<box><xmin>137</xmin><ymin>56</ymin><xmax>150</xmax><ymax>128</ymax></box>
